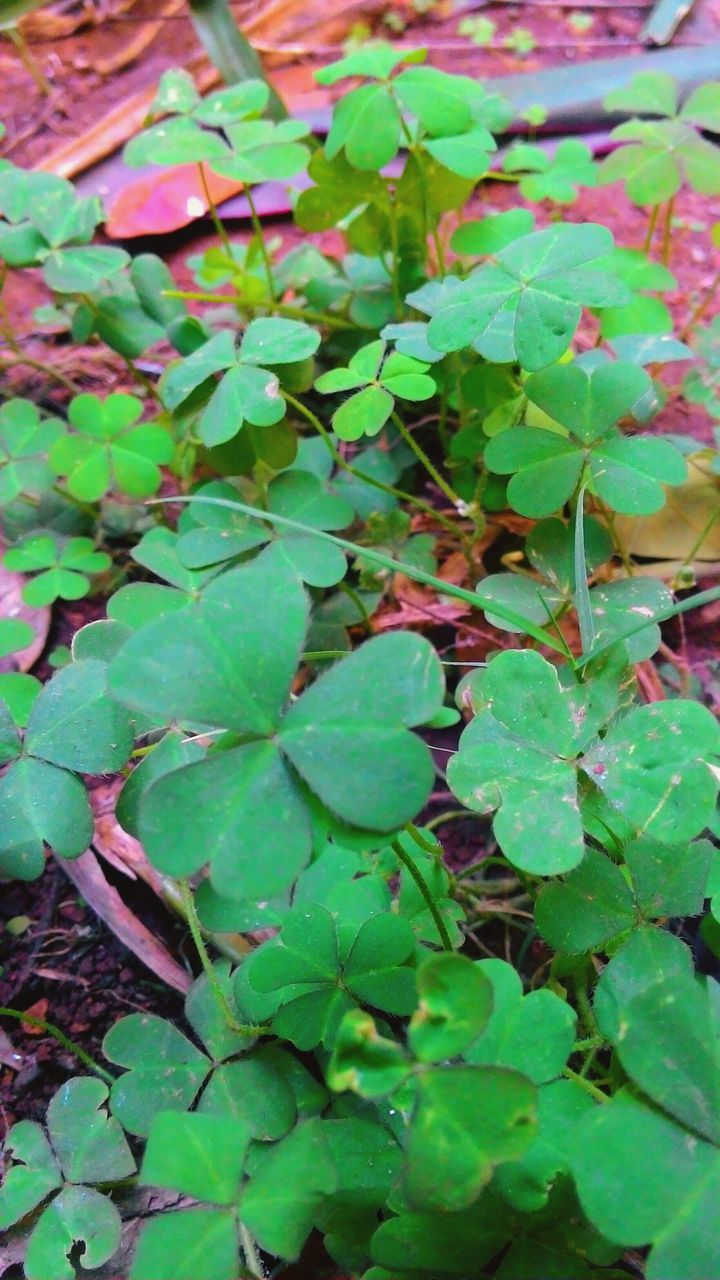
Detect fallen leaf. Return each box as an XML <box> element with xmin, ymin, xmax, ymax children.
<box><xmin>0</xmin><ymin>563</ymin><xmax>49</xmax><ymax>672</ymax></box>
<box><xmin>21</xmin><ymin>998</ymin><xmax>49</xmax><ymax>1034</ymax></box>
<box><xmin>56</xmin><ymin>849</ymin><xmax>192</xmax><ymax>994</ymax></box>
<box><xmin>105</xmin><ymin>164</ymin><xmax>245</xmax><ymax>238</ymax></box>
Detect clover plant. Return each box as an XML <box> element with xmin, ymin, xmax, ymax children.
<box><xmin>1</xmin><ymin>51</ymin><xmax>720</xmax><ymax>1280</ymax></box>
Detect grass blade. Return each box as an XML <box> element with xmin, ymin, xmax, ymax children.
<box><xmin>149</xmin><ymin>495</ymin><xmax>571</xmax><ymax>657</ymax></box>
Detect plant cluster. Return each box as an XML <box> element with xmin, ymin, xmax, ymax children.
<box><xmin>1</xmin><ymin>53</ymin><xmax>720</xmax><ymax>1280</ymax></box>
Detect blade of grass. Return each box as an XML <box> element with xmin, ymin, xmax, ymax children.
<box><xmin>187</xmin><ymin>0</ymin><xmax>287</xmax><ymax>120</ymax></box>
<box><xmin>573</xmin><ymin>487</ymin><xmax>595</xmax><ymax>658</ymax></box>
<box><xmin>147</xmin><ymin>494</ymin><xmax>571</xmax><ymax>657</ymax></box>
<box><xmin>579</xmin><ymin>584</ymin><xmax>720</xmax><ymax>667</ymax></box>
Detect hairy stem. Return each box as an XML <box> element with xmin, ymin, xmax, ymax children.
<box><xmin>391</xmin><ymin>840</ymin><xmax>453</xmax><ymax>951</ymax></box>
<box><xmin>391</xmin><ymin>411</ymin><xmax>461</xmax><ymax>507</ymax></box>
<box><xmin>0</xmin><ymin>1007</ymin><xmax>115</xmax><ymax>1083</ymax></box>
<box><xmin>180</xmin><ymin>880</ymin><xmax>262</xmax><ymax>1035</ymax></box>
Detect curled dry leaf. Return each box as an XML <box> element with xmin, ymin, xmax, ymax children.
<box><xmin>55</xmin><ymin>848</ymin><xmax>191</xmax><ymax>995</ymax></box>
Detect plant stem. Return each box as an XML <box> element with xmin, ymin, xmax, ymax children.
<box><xmin>562</xmin><ymin>1066</ymin><xmax>609</xmax><ymax>1104</ymax></box>
<box><xmin>7</xmin><ymin>26</ymin><xmax>52</xmax><ymax>95</ymax></box>
<box><xmin>387</xmin><ymin>194</ymin><xmax>403</xmax><ymax>320</ymax></box>
<box><xmin>245</xmin><ymin>188</ymin><xmax>275</xmax><ymax>302</ymax></box>
<box><xmin>391</xmin><ymin>840</ymin><xmax>453</xmax><ymax>951</ymax></box>
<box><xmin>643</xmin><ymin>202</ymin><xmax>660</xmax><ymax>254</ymax></box>
<box><xmin>0</xmin><ymin>354</ymin><xmax>81</xmax><ymax>394</ymax></box>
<box><xmin>197</xmin><ymin>162</ymin><xmax>234</xmax><ymax>258</ymax></box>
<box><xmin>179</xmin><ymin>880</ymin><xmax>261</xmax><ymax>1036</ymax></box>
<box><xmin>0</xmin><ymin>1007</ymin><xmax>115</xmax><ymax>1083</ymax></box>
<box><xmin>162</xmin><ymin>289</ymin><xmax>360</xmax><ymax>331</ymax></box>
<box><xmin>391</xmin><ymin>411</ymin><xmax>461</xmax><ymax>508</ymax></box>
<box><xmin>282</xmin><ymin>392</ymin><xmax>461</xmax><ymax>537</ymax></box>
<box><xmin>680</xmin><ymin>266</ymin><xmax>720</xmax><ymax>337</ymax></box>
<box><xmin>404</xmin><ymin>821</ymin><xmax>443</xmax><ymax>857</ymax></box>
<box><xmin>239</xmin><ymin>1223</ymin><xmax>267</xmax><ymax>1279</ymax></box>
<box><xmin>425</xmin><ymin>808</ymin><xmax>474</xmax><ymax>831</ymax></box>
<box><xmin>661</xmin><ymin>195</ymin><xmax>676</xmax><ymax>267</ymax></box>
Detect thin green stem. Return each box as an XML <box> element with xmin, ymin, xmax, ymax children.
<box><xmin>162</xmin><ymin>289</ymin><xmax>359</xmax><ymax>331</ymax></box>
<box><xmin>391</xmin><ymin>840</ymin><xmax>453</xmax><ymax>951</ymax></box>
<box><xmin>425</xmin><ymin>809</ymin><xmax>473</xmax><ymax>831</ymax></box>
<box><xmin>677</xmin><ymin>506</ymin><xmax>720</xmax><ymax>577</ymax></box>
<box><xmin>404</xmin><ymin>821</ymin><xmax>443</xmax><ymax>858</ymax></box>
<box><xmin>245</xmin><ymin>188</ymin><xmax>275</xmax><ymax>302</ymax></box>
<box><xmin>0</xmin><ymin>1007</ymin><xmax>114</xmax><ymax>1083</ymax></box>
<box><xmin>563</xmin><ymin>1066</ymin><xmax>609</xmax><ymax>1104</ymax></box>
<box><xmin>282</xmin><ymin>392</ymin><xmax>461</xmax><ymax>537</ymax></box>
<box><xmin>388</xmin><ymin>195</ymin><xmax>403</xmax><ymax>320</ymax></box>
<box><xmin>391</xmin><ymin>411</ymin><xmax>460</xmax><ymax>507</ymax></box>
<box><xmin>197</xmin><ymin>162</ymin><xmax>234</xmax><ymax>258</ymax></box>
<box><xmin>573</xmin><ymin>1035</ymin><xmax>605</xmax><ymax>1051</ymax></box>
<box><xmin>180</xmin><ymin>881</ymin><xmax>262</xmax><ymax>1036</ymax></box>
<box><xmin>301</xmin><ymin>649</ymin><xmax>349</xmax><ymax>660</ymax></box>
<box><xmin>430</xmin><ymin>222</ymin><xmax>446</xmax><ymax>277</ymax></box>
<box><xmin>337</xmin><ymin>580</ymin><xmax>373</xmax><ymax>632</ymax></box>
<box><xmin>643</xmin><ymin>203</ymin><xmax>660</xmax><ymax>254</ymax></box>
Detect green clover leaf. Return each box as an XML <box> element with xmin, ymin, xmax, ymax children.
<box><xmin>318</xmin><ymin>49</ymin><xmax>506</xmax><ymax>174</ymax></box>
<box><xmin>210</xmin><ymin>118</ymin><xmax>311</xmax><ymax>184</ymax></box>
<box><xmin>485</xmin><ymin>360</ymin><xmax>686</xmax><ymax>516</ymax></box>
<box><xmin>450</xmin><ymin>651</ymin><xmax>719</xmax><ymax>875</ymax></box>
<box><xmin>241</xmin><ymin>904</ymin><xmax>417</xmax><ymax>1050</ymax></box>
<box><xmin>426</xmin><ymin>223</ymin><xmax>630</xmax><ymax>370</ymax></box>
<box><xmin>0</xmin><ymin>1078</ymin><xmax>135</xmax><ymax>1280</ymax></box>
<box><xmin>447</xmin><ymin>649</ymin><xmax>621</xmax><ymax>874</ymax></box>
<box><xmin>463</xmin><ymin>959</ymin><xmax>577</xmax><ymax>1083</ymax></box>
<box><xmin>409</xmin><ymin>952</ymin><xmax>493</xmax><ymax>1062</ymax></box>
<box><xmin>125</xmin><ymin>72</ymin><xmax>310</xmax><ymax>188</ymax></box>
<box><xmin>571</xmin><ymin>929</ymin><xmax>720</xmax><ymax>1276</ymax></box>
<box><xmin>178</xmin><ymin>471</ymin><xmax>354</xmax><ymax>587</ymax></box>
<box><xmin>450</xmin><ymin>208</ymin><xmax>536</xmax><ymax>256</ymax></box>
<box><xmin>160</xmin><ymin>320</ymin><xmax>319</xmax><ymax>447</ymax></box>
<box><xmin>50</xmin><ymin>392</ymin><xmax>174</xmax><ymax>501</ymax></box>
<box><xmin>0</xmin><ymin>658</ymin><xmax>133</xmax><ymax>878</ymax></box>
<box><xmin>535</xmin><ymin>846</ymin><xmax>637</xmax><ymax>953</ymax></box>
<box><xmin>581</xmin><ymin>699</ymin><xmax>720</xmax><ymax>844</ymax></box>
<box><xmin>405</xmin><ymin>1064</ymin><xmax>538</xmax><ymax>1212</ymax></box>
<box><xmin>3</xmin><ymin>534</ymin><xmax>111</xmax><ymax>606</ymax></box>
<box><xmin>103</xmin><ymin>964</ymin><xmax>262</xmax><ymax>1136</ymax></box>
<box><xmin>0</xmin><ymin>398</ymin><xmax>64</xmax><ymax>503</ymax></box>
<box><xmin>573</xmin><ymin>1086</ymin><xmax>720</xmax><ymax>1280</ymax></box>
<box><xmin>503</xmin><ymin>139</ymin><xmax>598</xmax><ymax>204</ymax></box>
<box><xmin>600</xmin><ymin>72</ymin><xmax>720</xmax><ymax>205</ymax></box>
<box><xmin>0</xmin><ymin>168</ymin><xmax>128</xmax><ymax>289</ymax></box>
<box><xmin>315</xmin><ymin>339</ymin><xmax>436</xmax><ymax>441</ymax></box>
<box><xmin>108</xmin><ymin>557</ymin><xmax>444</xmax><ymax>901</ymax></box>
<box><xmin>594</xmin><ymin>247</ymin><xmax>676</xmax><ymax>341</ymax></box>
